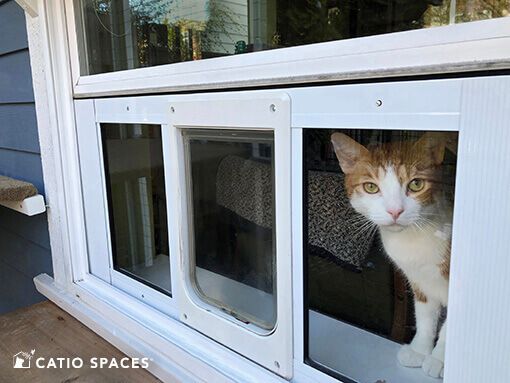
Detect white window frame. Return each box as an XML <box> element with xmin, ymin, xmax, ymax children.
<box><xmin>76</xmin><ymin>91</ymin><xmax>293</xmax><ymax>377</ymax></box>
<box><xmin>63</xmin><ymin>0</ymin><xmax>510</xmax><ymax>98</ymax></box>
<box><xmin>75</xmin><ymin>100</ymin><xmax>178</xmax><ymax>318</ymax></box>
<box><xmin>18</xmin><ymin>0</ymin><xmax>510</xmax><ymax>382</ymax></box>
<box><xmin>47</xmin><ymin>76</ymin><xmax>510</xmax><ymax>383</ymax></box>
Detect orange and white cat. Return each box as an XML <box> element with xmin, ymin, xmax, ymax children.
<box><xmin>331</xmin><ymin>132</ymin><xmax>452</xmax><ymax>379</ymax></box>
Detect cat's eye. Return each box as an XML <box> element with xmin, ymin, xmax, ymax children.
<box><xmin>363</xmin><ymin>182</ymin><xmax>379</xmax><ymax>194</ymax></box>
<box><xmin>408</xmin><ymin>178</ymin><xmax>425</xmax><ymax>192</ymax></box>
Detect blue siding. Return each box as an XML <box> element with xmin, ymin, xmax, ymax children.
<box><xmin>0</xmin><ymin>0</ymin><xmax>28</xmax><ymax>55</ymax></box>
<box><xmin>0</xmin><ymin>205</ymin><xmax>50</xmax><ymax>250</ymax></box>
<box><xmin>0</xmin><ymin>104</ymin><xmax>40</xmax><ymax>153</ymax></box>
<box><xmin>0</xmin><ymin>149</ymin><xmax>45</xmax><ymax>193</ymax></box>
<box><xmin>0</xmin><ymin>51</ymin><xmax>34</xmax><ymax>103</ymax></box>
<box><xmin>0</xmin><ymin>0</ymin><xmax>51</xmax><ymax>314</ymax></box>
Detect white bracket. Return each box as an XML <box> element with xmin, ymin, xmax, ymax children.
<box><xmin>15</xmin><ymin>0</ymin><xmax>38</xmax><ymax>18</ymax></box>
<box><xmin>0</xmin><ymin>194</ymin><xmax>46</xmax><ymax>216</ymax></box>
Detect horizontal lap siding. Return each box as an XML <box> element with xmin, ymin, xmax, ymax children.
<box><xmin>0</xmin><ymin>0</ymin><xmax>28</xmax><ymax>55</ymax></box>
<box><xmin>0</xmin><ymin>104</ymin><xmax>40</xmax><ymax>153</ymax></box>
<box><xmin>0</xmin><ymin>51</ymin><xmax>34</xmax><ymax>103</ymax></box>
<box><xmin>0</xmin><ymin>0</ymin><xmax>51</xmax><ymax>314</ymax></box>
<box><xmin>0</xmin><ymin>148</ymin><xmax>44</xmax><ymax>192</ymax></box>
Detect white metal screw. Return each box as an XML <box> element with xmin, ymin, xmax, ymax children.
<box><xmin>376</xmin><ymin>100</ymin><xmax>383</xmax><ymax>107</ymax></box>
<box><xmin>270</xmin><ymin>104</ymin><xmax>277</xmax><ymax>112</ymax></box>
<box><xmin>170</xmin><ymin>106</ymin><xmax>175</xmax><ymax>113</ymax></box>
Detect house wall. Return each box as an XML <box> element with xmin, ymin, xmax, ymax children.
<box><xmin>0</xmin><ymin>0</ymin><xmax>51</xmax><ymax>314</ymax></box>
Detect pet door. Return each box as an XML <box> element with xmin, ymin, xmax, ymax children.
<box><xmin>303</xmin><ymin>128</ymin><xmax>458</xmax><ymax>383</ymax></box>
<box><xmin>168</xmin><ymin>93</ymin><xmax>292</xmax><ymax>378</ymax></box>
<box><xmin>183</xmin><ymin>129</ymin><xmax>277</xmax><ymax>330</ymax></box>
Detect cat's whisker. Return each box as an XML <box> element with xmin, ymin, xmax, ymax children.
<box><xmin>351</xmin><ymin>220</ymin><xmax>377</xmax><ymax>240</ymax></box>
<box><xmin>352</xmin><ymin>221</ymin><xmax>374</xmax><ymax>236</ymax></box>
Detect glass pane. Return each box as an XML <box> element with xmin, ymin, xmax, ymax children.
<box><xmin>77</xmin><ymin>0</ymin><xmax>451</xmax><ymax>75</ymax></box>
<box><xmin>184</xmin><ymin>129</ymin><xmax>276</xmax><ymax>331</ymax></box>
<box><xmin>455</xmin><ymin>0</ymin><xmax>510</xmax><ymax>23</ymax></box>
<box><xmin>101</xmin><ymin>123</ymin><xmax>171</xmax><ymax>294</ymax></box>
<box><xmin>304</xmin><ymin>129</ymin><xmax>458</xmax><ymax>382</ymax></box>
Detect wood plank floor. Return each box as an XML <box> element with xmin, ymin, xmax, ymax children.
<box><xmin>0</xmin><ymin>301</ymin><xmax>165</xmax><ymax>383</ymax></box>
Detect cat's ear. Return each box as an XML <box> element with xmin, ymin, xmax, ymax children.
<box><xmin>331</xmin><ymin>133</ymin><xmax>369</xmax><ymax>174</ymax></box>
<box><xmin>415</xmin><ymin>133</ymin><xmax>446</xmax><ymax>165</ymax></box>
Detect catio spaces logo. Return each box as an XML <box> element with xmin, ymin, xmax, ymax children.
<box><xmin>12</xmin><ymin>349</ymin><xmax>150</xmax><ymax>370</ymax></box>
<box><xmin>13</xmin><ymin>350</ymin><xmax>35</xmax><ymax>369</ymax></box>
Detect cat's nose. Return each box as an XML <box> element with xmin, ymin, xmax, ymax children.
<box><xmin>387</xmin><ymin>208</ymin><xmax>404</xmax><ymax>221</ymax></box>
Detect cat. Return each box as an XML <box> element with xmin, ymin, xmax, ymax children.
<box><xmin>331</xmin><ymin>132</ymin><xmax>453</xmax><ymax>379</ymax></box>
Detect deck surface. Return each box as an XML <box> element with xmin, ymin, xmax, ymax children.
<box><xmin>0</xmin><ymin>301</ymin><xmax>164</xmax><ymax>382</ymax></box>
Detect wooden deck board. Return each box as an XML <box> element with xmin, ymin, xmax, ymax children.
<box><xmin>0</xmin><ymin>301</ymin><xmax>166</xmax><ymax>383</ymax></box>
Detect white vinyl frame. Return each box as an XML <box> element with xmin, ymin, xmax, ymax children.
<box><xmin>75</xmin><ymin>100</ymin><xmax>178</xmax><ymax>318</ymax></box>
<box><xmin>68</xmin><ymin>77</ymin><xmax>505</xmax><ymax>383</ymax></box>
<box><xmin>167</xmin><ymin>92</ymin><xmax>292</xmax><ymax>377</ymax></box>
<box><xmin>16</xmin><ymin>0</ymin><xmax>510</xmax><ymax>382</ymax></box>
<box><xmin>79</xmin><ymin>92</ymin><xmax>293</xmax><ymax>377</ymax></box>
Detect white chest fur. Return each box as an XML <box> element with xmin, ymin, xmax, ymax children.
<box><xmin>380</xmin><ymin>226</ymin><xmax>449</xmax><ymax>306</ymax></box>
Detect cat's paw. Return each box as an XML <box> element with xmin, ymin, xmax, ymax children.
<box><xmin>422</xmin><ymin>355</ymin><xmax>444</xmax><ymax>378</ymax></box>
<box><xmin>397</xmin><ymin>345</ymin><xmax>426</xmax><ymax>367</ymax></box>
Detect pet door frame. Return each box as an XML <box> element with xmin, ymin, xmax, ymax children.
<box><xmin>167</xmin><ymin>92</ymin><xmax>293</xmax><ymax>378</ymax></box>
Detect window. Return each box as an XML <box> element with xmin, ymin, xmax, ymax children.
<box><xmin>75</xmin><ymin>0</ymin><xmax>509</xmax><ymax>75</ymax></box>
<box><xmin>304</xmin><ymin>128</ymin><xmax>458</xmax><ymax>382</ymax></box>
<box><xmin>183</xmin><ymin>129</ymin><xmax>276</xmax><ymax>330</ymax></box>
<box><xmin>101</xmin><ymin>123</ymin><xmax>171</xmax><ymax>295</ymax></box>
<box><xmin>70</xmin><ymin>74</ymin><xmax>510</xmax><ymax>382</ymax></box>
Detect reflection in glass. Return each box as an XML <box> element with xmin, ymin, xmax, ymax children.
<box><xmin>78</xmin><ymin>0</ymin><xmax>454</xmax><ymax>75</ymax></box>
<box><xmin>184</xmin><ymin>129</ymin><xmax>276</xmax><ymax>330</ymax></box>
<box><xmin>456</xmin><ymin>0</ymin><xmax>509</xmax><ymax>22</ymax></box>
<box><xmin>101</xmin><ymin>123</ymin><xmax>170</xmax><ymax>294</ymax></box>
<box><xmin>305</xmin><ymin>129</ymin><xmax>458</xmax><ymax>382</ymax></box>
